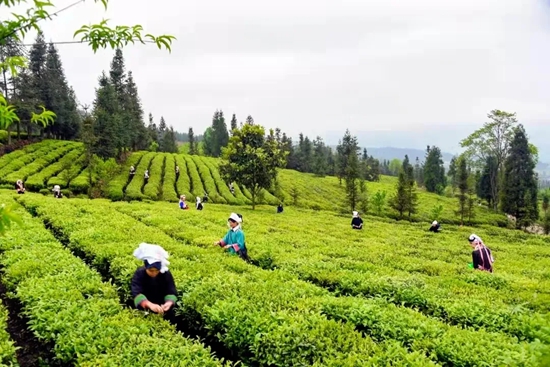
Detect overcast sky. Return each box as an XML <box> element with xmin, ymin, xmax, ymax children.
<box><xmin>18</xmin><ymin>0</ymin><xmax>550</xmax><ymax>157</ymax></box>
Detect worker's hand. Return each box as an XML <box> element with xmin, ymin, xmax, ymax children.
<box><xmin>223</xmin><ymin>245</ymin><xmax>231</xmax><ymax>249</ymax></box>
<box><xmin>214</xmin><ymin>241</ymin><xmax>220</xmax><ymax>246</ymax></box>
<box><xmin>147</xmin><ymin>302</ymin><xmax>164</xmax><ymax>314</ymax></box>
<box><xmin>161</xmin><ymin>302</ymin><xmax>174</xmax><ymax>312</ymax></box>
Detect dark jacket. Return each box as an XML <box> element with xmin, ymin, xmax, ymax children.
<box><xmin>131</xmin><ymin>267</ymin><xmax>178</xmax><ymax>307</ymax></box>
<box><xmin>351</xmin><ymin>217</ymin><xmax>363</xmax><ymax>229</ymax></box>
<box><xmin>429</xmin><ymin>224</ymin><xmax>440</xmax><ymax>232</ymax></box>
<box><xmin>472</xmin><ymin>246</ymin><xmax>493</xmax><ymax>272</ymax></box>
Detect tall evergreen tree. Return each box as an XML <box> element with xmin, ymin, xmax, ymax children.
<box><xmin>210</xmin><ymin>109</ymin><xmax>229</xmax><ymax>157</ymax></box>
<box><xmin>160</xmin><ymin>125</ymin><xmax>178</xmax><ymax>153</ymax></box>
<box><xmin>188</xmin><ymin>127</ymin><xmax>197</xmax><ymax>155</ymax></box>
<box><xmin>336</xmin><ymin>130</ymin><xmax>357</xmax><ymax>185</ymax></box>
<box><xmin>501</xmin><ymin>125</ymin><xmax>539</xmax><ymax>228</ymax></box>
<box><xmin>477</xmin><ymin>156</ymin><xmax>497</xmax><ymax>207</ymax></box>
<box><xmin>448</xmin><ymin>156</ymin><xmax>458</xmax><ymax>194</ymax></box>
<box><xmin>91</xmin><ymin>72</ymin><xmax>119</xmax><ymax>158</ymax></box>
<box><xmin>158</xmin><ymin>116</ymin><xmax>167</xmax><ymax>140</ymax></box>
<box><xmin>456</xmin><ymin>156</ymin><xmax>469</xmax><ymax>225</ymax></box>
<box><xmin>390</xmin><ymin>171</ymin><xmax>408</xmax><ymax>220</ymax></box>
<box><xmin>423</xmin><ymin>145</ymin><xmax>446</xmax><ymax>194</ymax></box>
<box><xmin>312</xmin><ymin>136</ymin><xmax>327</xmax><ymax>176</ymax></box>
<box><xmin>43</xmin><ymin>42</ymin><xmax>80</xmax><ymax>139</ymax></box>
<box><xmin>124</xmin><ymin>71</ymin><xmax>146</xmax><ymax>150</ymax></box>
<box><xmin>230</xmin><ymin>113</ymin><xmax>238</xmax><ymax>132</ymax></box>
<box><xmin>335</xmin><ymin>131</ymin><xmax>361</xmax><ymax>211</ymax></box>
<box><xmin>542</xmin><ymin>191</ymin><xmax>549</xmax><ymax>215</ymax></box>
<box><xmin>245</xmin><ymin>115</ymin><xmax>254</xmax><ymax>125</ymax></box>
<box><xmin>414</xmin><ymin>157</ymin><xmax>424</xmax><ymax>187</ymax></box>
<box><xmin>147</xmin><ymin>113</ymin><xmax>158</xmax><ymax>144</ymax></box>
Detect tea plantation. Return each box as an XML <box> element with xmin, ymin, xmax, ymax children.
<box><xmin>0</xmin><ymin>141</ymin><xmax>549</xmax><ymax>365</ymax></box>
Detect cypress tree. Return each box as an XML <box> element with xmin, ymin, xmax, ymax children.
<box><xmin>457</xmin><ymin>156</ymin><xmax>469</xmax><ymax>225</ymax></box>
<box><xmin>501</xmin><ymin>125</ymin><xmax>539</xmax><ymax>228</ymax></box>
<box><xmin>91</xmin><ymin>72</ymin><xmax>119</xmax><ymax>159</ymax></box>
<box><xmin>188</xmin><ymin>127</ymin><xmax>197</xmax><ymax>155</ymax></box>
<box><xmin>230</xmin><ymin>113</ymin><xmax>238</xmax><ymax>132</ymax></box>
<box><xmin>423</xmin><ymin>145</ymin><xmax>446</xmax><ymax>194</ymax></box>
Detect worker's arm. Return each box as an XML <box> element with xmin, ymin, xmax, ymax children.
<box><xmin>163</xmin><ymin>271</ymin><xmax>178</xmax><ymax>308</ymax></box>
<box><xmin>131</xmin><ymin>269</ymin><xmax>148</xmax><ymax>308</ymax></box>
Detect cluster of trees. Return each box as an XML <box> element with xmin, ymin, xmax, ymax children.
<box><xmin>89</xmin><ymin>49</ymin><xmax>178</xmax><ymax>158</ymax></box>
<box><xmin>1</xmin><ymin>32</ymin><xmax>80</xmax><ymax>142</ymax></box>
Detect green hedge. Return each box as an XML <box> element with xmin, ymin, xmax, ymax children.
<box><xmin>190</xmin><ymin>155</ymin><xmax>226</xmax><ymax>204</ymax></box>
<box><xmin>174</xmin><ymin>155</ymin><xmax>193</xmax><ymax>200</ymax></box>
<box><xmin>143</xmin><ymin>153</ymin><xmax>165</xmax><ymax>200</ymax></box>
<box><xmin>183</xmin><ymin>155</ymin><xmax>205</xmax><ymax>199</ymax></box>
<box><xmin>106</xmin><ymin>151</ymin><xmax>145</xmax><ymax>201</ymax></box>
<box><xmin>125</xmin><ymin>152</ymin><xmax>155</xmax><ymax>201</ymax></box>
<box><xmin>47</xmin><ymin>153</ymin><xmax>86</xmax><ymax>189</ymax></box>
<box><xmin>161</xmin><ymin>154</ymin><xmax>178</xmax><ymax>202</ymax></box>
<box><xmin>19</xmin><ymin>196</ymin><xmax>438</xmax><ymax>367</ymax></box>
<box><xmin>0</xmin><ymin>194</ymin><xmax>223</xmax><ymax>366</ymax></box>
<box><xmin>0</xmin><ymin>300</ymin><xmax>18</xmax><ymax>366</ymax></box>
<box><xmin>25</xmin><ymin>146</ymin><xmax>84</xmax><ymax>191</ymax></box>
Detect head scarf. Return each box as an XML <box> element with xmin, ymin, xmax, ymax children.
<box><xmin>352</xmin><ymin>211</ymin><xmax>359</xmax><ymax>218</ymax></box>
<box><xmin>196</xmin><ymin>197</ymin><xmax>201</xmax><ymax>203</ymax></box>
<box><xmin>133</xmin><ymin>243</ymin><xmax>170</xmax><ymax>273</ymax></box>
<box><xmin>432</xmin><ymin>220</ymin><xmax>438</xmax><ymax>226</ymax></box>
<box><xmin>468</xmin><ymin>234</ymin><xmax>483</xmax><ymax>245</ymax></box>
<box><xmin>229</xmin><ymin>213</ymin><xmax>242</xmax><ymax>223</ymax></box>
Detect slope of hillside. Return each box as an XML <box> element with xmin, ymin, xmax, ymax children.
<box><xmin>0</xmin><ymin>141</ymin><xmax>506</xmax><ymax>226</ymax></box>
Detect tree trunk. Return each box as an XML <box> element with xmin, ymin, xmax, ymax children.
<box><xmin>7</xmin><ymin>125</ymin><xmax>11</xmax><ymax>145</ymax></box>
<box><xmin>16</xmin><ymin>122</ymin><xmax>20</xmax><ymax>140</ymax></box>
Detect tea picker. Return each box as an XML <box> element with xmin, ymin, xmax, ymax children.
<box><xmin>214</xmin><ymin>213</ymin><xmax>250</xmax><ymax>262</ymax></box>
<box><xmin>467</xmin><ymin>234</ymin><xmax>494</xmax><ymax>272</ymax></box>
<box><xmin>351</xmin><ymin>211</ymin><xmax>363</xmax><ymax>230</ymax></box>
<box><xmin>15</xmin><ymin>180</ymin><xmax>25</xmax><ymax>194</ymax></box>
<box><xmin>196</xmin><ymin>197</ymin><xmax>203</xmax><ymax>210</ymax></box>
<box><xmin>429</xmin><ymin>221</ymin><xmax>441</xmax><ymax>232</ymax></box>
<box><xmin>131</xmin><ymin>243</ymin><xmax>178</xmax><ymax>319</ymax></box>
<box><xmin>179</xmin><ymin>195</ymin><xmax>189</xmax><ymax>210</ymax></box>
<box><xmin>52</xmin><ymin>185</ymin><xmax>63</xmax><ymax>198</ymax></box>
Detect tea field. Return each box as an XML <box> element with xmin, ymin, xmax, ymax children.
<box><xmin>0</xmin><ymin>190</ymin><xmax>549</xmax><ymax>366</ymax></box>
<box><xmin>0</xmin><ymin>140</ymin><xmax>506</xmax><ymax>226</ymax></box>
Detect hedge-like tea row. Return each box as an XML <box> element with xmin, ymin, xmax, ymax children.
<box><xmin>3</xmin><ymin>143</ymin><xmax>79</xmax><ymax>186</ymax></box>
<box><xmin>0</xmin><ymin>139</ymin><xmax>46</xmax><ymax>170</ymax></box>
<box><xmin>112</xmin><ymin>200</ymin><xmax>548</xmax><ymax>366</ymax></box>
<box><xmin>106</xmin><ymin>151</ymin><xmax>145</xmax><ymax>201</ymax></box>
<box><xmin>0</xmin><ymin>140</ymin><xmax>62</xmax><ymax>180</ymax></box>
<box><xmin>47</xmin><ymin>153</ymin><xmax>86</xmax><ymax>189</ymax></box>
<box><xmin>0</xmin><ymin>300</ymin><xmax>18</xmax><ymax>366</ymax></box>
<box><xmin>200</xmin><ymin>157</ymin><xmax>241</xmax><ymax>205</ymax></box>
<box><xmin>25</xmin><ymin>146</ymin><xmax>84</xmax><ymax>191</ymax></box>
<box><xmin>161</xmin><ymin>154</ymin><xmax>178</xmax><ymax>202</ymax></box>
<box><xmin>174</xmin><ymin>155</ymin><xmax>193</xmax><ymax>200</ymax></box>
<box><xmin>125</xmin><ymin>152</ymin><xmax>155</xmax><ymax>201</ymax></box>
<box><xmin>183</xmin><ymin>155</ymin><xmax>205</xmax><ymax>199</ymax></box>
<box><xmin>0</xmin><ymin>194</ymin><xmax>224</xmax><ymax>366</ymax></box>
<box><xmin>69</xmin><ymin>167</ymin><xmax>94</xmax><ymax>194</ymax></box>
<box><xmin>116</xmin><ymin>201</ymin><xmax>550</xmax><ymax>341</ymax></box>
<box><xmin>18</xmin><ymin>195</ymin><xmax>436</xmax><ymax>366</ymax></box>
<box><xmin>143</xmin><ymin>153</ymin><xmax>165</xmax><ymax>200</ymax></box>
<box><xmin>190</xmin><ymin>156</ymin><xmax>226</xmax><ymax>204</ymax></box>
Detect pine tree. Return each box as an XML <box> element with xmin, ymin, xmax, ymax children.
<box><xmin>405</xmin><ymin>164</ymin><xmax>418</xmax><ymax>219</ymax></box>
<box><xmin>91</xmin><ymin>72</ymin><xmax>119</xmax><ymax>158</ymax></box>
<box><xmin>160</xmin><ymin>125</ymin><xmax>178</xmax><ymax>153</ymax></box>
<box><xmin>390</xmin><ymin>171</ymin><xmax>408</xmax><ymax>220</ymax></box>
<box><xmin>424</xmin><ymin>145</ymin><xmax>447</xmax><ymax>194</ymax></box>
<box><xmin>501</xmin><ymin>125</ymin><xmax>539</xmax><ymax>228</ymax></box>
<box><xmin>457</xmin><ymin>156</ymin><xmax>469</xmax><ymax>225</ymax></box>
<box><xmin>448</xmin><ymin>156</ymin><xmax>458</xmax><ymax>194</ymax></box>
<box><xmin>158</xmin><ymin>116</ymin><xmax>167</xmax><ymax>140</ymax></box>
<box><xmin>477</xmin><ymin>156</ymin><xmax>497</xmax><ymax>207</ymax></box>
<box><xmin>312</xmin><ymin>136</ymin><xmax>327</xmax><ymax>176</ymax></box>
<box><xmin>124</xmin><ymin>71</ymin><xmax>145</xmax><ymax>150</ymax></box>
<box><xmin>414</xmin><ymin>157</ymin><xmax>424</xmax><ymax>187</ymax></box>
<box><xmin>108</xmin><ymin>49</ymin><xmax>128</xmax><ymax>151</ymax></box>
<box><xmin>188</xmin><ymin>127</ymin><xmax>197</xmax><ymax>155</ymax></box>
<box><xmin>230</xmin><ymin>114</ymin><xmax>238</xmax><ymax>132</ymax></box>
<box><xmin>43</xmin><ymin>42</ymin><xmax>80</xmax><ymax>139</ymax></box>
<box><xmin>27</xmin><ymin>31</ymin><xmax>48</xmax><ymax>136</ymax></box>
<box><xmin>147</xmin><ymin>113</ymin><xmax>158</xmax><ymax>143</ymax></box>
<box><xmin>210</xmin><ymin>109</ymin><xmax>229</xmax><ymax>157</ymax></box>
<box><xmin>245</xmin><ymin>115</ymin><xmax>254</xmax><ymax>125</ymax></box>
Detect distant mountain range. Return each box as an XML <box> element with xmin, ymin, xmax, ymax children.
<box><xmin>361</xmin><ymin>146</ymin><xmax>549</xmax><ymax>177</ymax></box>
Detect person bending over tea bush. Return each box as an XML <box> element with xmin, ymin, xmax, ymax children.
<box><xmin>467</xmin><ymin>234</ymin><xmax>494</xmax><ymax>272</ymax></box>
<box><xmin>131</xmin><ymin>243</ymin><xmax>178</xmax><ymax>320</ymax></box>
<box><xmin>215</xmin><ymin>213</ymin><xmax>250</xmax><ymax>262</ymax></box>
<box><xmin>429</xmin><ymin>221</ymin><xmax>441</xmax><ymax>232</ymax></box>
<box><xmin>351</xmin><ymin>211</ymin><xmax>363</xmax><ymax>230</ymax></box>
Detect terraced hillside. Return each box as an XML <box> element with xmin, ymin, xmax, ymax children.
<box><xmin>0</xmin><ymin>140</ymin><xmax>506</xmax><ymax>225</ymax></box>
<box><xmin>0</xmin><ymin>190</ymin><xmax>548</xmax><ymax>366</ymax></box>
